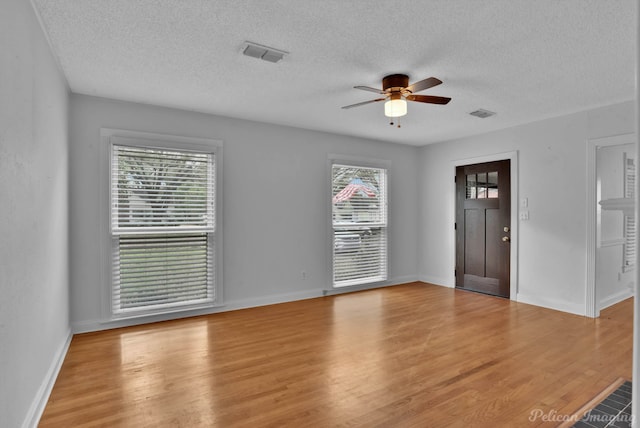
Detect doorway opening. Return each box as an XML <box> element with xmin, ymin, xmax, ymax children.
<box><xmin>587</xmin><ymin>134</ymin><xmax>636</xmax><ymax>318</ymax></box>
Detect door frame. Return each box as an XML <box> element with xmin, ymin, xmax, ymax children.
<box><xmin>451</xmin><ymin>151</ymin><xmax>519</xmax><ymax>300</ymax></box>
<box><xmin>586</xmin><ymin>133</ymin><xmax>635</xmax><ymax>318</ymax></box>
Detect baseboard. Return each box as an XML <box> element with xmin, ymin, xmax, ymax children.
<box><xmin>73</xmin><ymin>288</ymin><xmax>326</xmax><ymax>334</ymax></box>
<box><xmin>72</xmin><ymin>306</ymin><xmax>227</xmax><ymax>334</ymax></box>
<box><xmin>73</xmin><ymin>278</ymin><xmax>422</xmax><ymax>333</ymax></box>
<box><xmin>22</xmin><ymin>329</ymin><xmax>72</xmax><ymax>428</ymax></box>
<box><xmin>516</xmin><ymin>292</ymin><xmax>584</xmax><ymax>316</ymax></box>
<box><xmin>600</xmin><ymin>288</ymin><xmax>634</xmax><ymax>310</ymax></box>
<box><xmin>223</xmin><ymin>289</ymin><xmax>324</xmax><ymax>311</ymax></box>
<box><xmin>391</xmin><ymin>275</ymin><xmax>420</xmax><ymax>284</ymax></box>
<box><xmin>322</xmin><ymin>276</ymin><xmax>418</xmax><ymax>296</ymax></box>
<box><xmin>418</xmin><ymin>274</ymin><xmax>454</xmax><ymax>288</ymax></box>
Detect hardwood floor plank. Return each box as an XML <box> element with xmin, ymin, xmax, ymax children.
<box><xmin>39</xmin><ymin>283</ymin><xmax>632</xmax><ymax>427</ymax></box>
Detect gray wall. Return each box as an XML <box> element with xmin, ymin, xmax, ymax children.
<box><xmin>418</xmin><ymin>100</ymin><xmax>635</xmax><ymax>315</ymax></box>
<box><xmin>69</xmin><ymin>94</ymin><xmax>420</xmax><ymax>331</ymax></box>
<box><xmin>67</xmin><ymin>95</ymin><xmax>637</xmax><ymax>327</ymax></box>
<box><xmin>0</xmin><ymin>1</ymin><xmax>70</xmax><ymax>426</ymax></box>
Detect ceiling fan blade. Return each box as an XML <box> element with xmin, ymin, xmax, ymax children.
<box><xmin>354</xmin><ymin>85</ymin><xmax>386</xmax><ymax>94</ymax></box>
<box><xmin>406</xmin><ymin>77</ymin><xmax>442</xmax><ymax>94</ymax></box>
<box><xmin>341</xmin><ymin>98</ymin><xmax>386</xmax><ymax>109</ymax></box>
<box><xmin>406</xmin><ymin>94</ymin><xmax>451</xmax><ymax>105</ymax></box>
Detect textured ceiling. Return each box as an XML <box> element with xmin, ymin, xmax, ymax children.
<box><xmin>32</xmin><ymin>0</ymin><xmax>636</xmax><ymax>146</ymax></box>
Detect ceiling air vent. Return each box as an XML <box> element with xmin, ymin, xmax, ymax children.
<box><xmin>469</xmin><ymin>109</ymin><xmax>496</xmax><ymax>119</ymax></box>
<box><xmin>241</xmin><ymin>41</ymin><xmax>288</xmax><ymax>63</ymax></box>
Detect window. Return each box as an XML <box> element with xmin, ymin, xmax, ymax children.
<box><xmin>331</xmin><ymin>163</ymin><xmax>387</xmax><ymax>287</ymax></box>
<box><xmin>466</xmin><ymin>171</ymin><xmax>498</xmax><ymax>199</ymax></box>
<box><xmin>105</xmin><ymin>131</ymin><xmax>221</xmax><ymax>318</ymax></box>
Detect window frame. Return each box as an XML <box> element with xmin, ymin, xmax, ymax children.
<box><xmin>101</xmin><ymin>129</ymin><xmax>223</xmax><ymax>321</ymax></box>
<box><xmin>328</xmin><ymin>155</ymin><xmax>389</xmax><ymax>289</ymax></box>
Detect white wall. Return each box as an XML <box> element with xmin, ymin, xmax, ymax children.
<box><xmin>0</xmin><ymin>1</ymin><xmax>70</xmax><ymax>427</ymax></box>
<box><xmin>418</xmin><ymin>101</ymin><xmax>635</xmax><ymax>315</ymax></box>
<box><xmin>69</xmin><ymin>94</ymin><xmax>419</xmax><ymax>331</ymax></box>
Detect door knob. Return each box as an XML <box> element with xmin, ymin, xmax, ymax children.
<box><xmin>502</xmin><ymin>236</ymin><xmax>510</xmax><ymax>242</ymax></box>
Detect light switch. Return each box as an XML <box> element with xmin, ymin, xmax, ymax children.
<box><xmin>521</xmin><ymin>198</ymin><xmax>528</xmax><ymax>208</ymax></box>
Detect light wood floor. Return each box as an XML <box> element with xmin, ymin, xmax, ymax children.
<box><xmin>40</xmin><ymin>282</ymin><xmax>632</xmax><ymax>427</ymax></box>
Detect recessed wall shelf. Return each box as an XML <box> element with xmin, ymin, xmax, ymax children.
<box><xmin>599</xmin><ymin>198</ymin><xmax>635</xmax><ymax>216</ymax></box>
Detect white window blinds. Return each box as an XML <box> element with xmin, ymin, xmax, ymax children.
<box><xmin>111</xmin><ymin>146</ymin><xmax>214</xmax><ymax>231</ymax></box>
<box><xmin>332</xmin><ymin>163</ymin><xmax>387</xmax><ymax>287</ymax></box>
<box><xmin>111</xmin><ymin>143</ymin><xmax>216</xmax><ymax>315</ymax></box>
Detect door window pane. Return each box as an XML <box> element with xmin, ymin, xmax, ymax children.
<box><xmin>487</xmin><ymin>171</ymin><xmax>499</xmax><ymax>198</ymax></box>
<box><xmin>477</xmin><ymin>173</ymin><xmax>487</xmax><ymax>198</ymax></box>
<box><xmin>466</xmin><ymin>174</ymin><xmax>477</xmax><ymax>199</ymax></box>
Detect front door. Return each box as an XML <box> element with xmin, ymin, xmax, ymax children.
<box><xmin>455</xmin><ymin>160</ymin><xmax>511</xmax><ymax>298</ymax></box>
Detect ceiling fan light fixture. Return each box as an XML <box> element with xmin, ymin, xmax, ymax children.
<box><xmin>384</xmin><ymin>95</ymin><xmax>407</xmax><ymax>118</ymax></box>
<box><xmin>342</xmin><ymin>74</ymin><xmax>450</xmax><ymax>125</ymax></box>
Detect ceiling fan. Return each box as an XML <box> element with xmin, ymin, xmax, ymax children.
<box><xmin>342</xmin><ymin>74</ymin><xmax>451</xmax><ymax>127</ymax></box>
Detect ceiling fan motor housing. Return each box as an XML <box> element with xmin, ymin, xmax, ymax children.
<box><xmin>382</xmin><ymin>74</ymin><xmax>410</xmax><ymax>92</ymax></box>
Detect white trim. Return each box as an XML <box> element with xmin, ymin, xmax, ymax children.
<box><xmin>73</xmin><ymin>289</ymin><xmax>325</xmax><ymax>334</ymax></box>
<box><xmin>224</xmin><ymin>289</ymin><xmax>324</xmax><ymax>311</ymax></box>
<box><xmin>101</xmin><ymin>128</ymin><xmax>224</xmax><ymax>148</ymax></box>
<box><xmin>418</xmin><ymin>274</ymin><xmax>455</xmax><ymax>288</ymax></box>
<box><xmin>23</xmin><ymin>330</ymin><xmax>72</xmax><ymax>428</ymax></box>
<box><xmin>99</xmin><ymin>128</ymin><xmax>223</xmax><ymax>324</ymax></box>
<box><xmin>75</xmin><ymin>279</ymin><xmax>421</xmax><ymax>334</ymax></box>
<box><xmin>323</xmin><ymin>276</ymin><xmax>419</xmax><ymax>296</ymax></box>
<box><xmin>599</xmin><ymin>287</ymin><xmax>635</xmax><ymax>311</ymax></box>
<box><xmin>73</xmin><ymin>303</ymin><xmax>227</xmax><ymax>334</ymax></box>
<box><xmin>451</xmin><ymin>151</ymin><xmax>519</xmax><ymax>300</ymax></box>
<box><xmin>516</xmin><ymin>293</ymin><xmax>584</xmax><ymax>316</ymax></box>
<box><xmin>586</xmin><ymin>133</ymin><xmax>635</xmax><ymax>318</ymax></box>
<box><xmin>327</xmin><ymin>153</ymin><xmax>392</xmax><ymax>168</ymax></box>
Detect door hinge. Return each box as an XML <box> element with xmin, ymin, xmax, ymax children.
<box><xmin>454</xmin><ymin>222</ymin><xmax>457</xmax><ymax>230</ymax></box>
<box><xmin>454</xmin><ymin>269</ymin><xmax>457</xmax><ymax>277</ymax></box>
